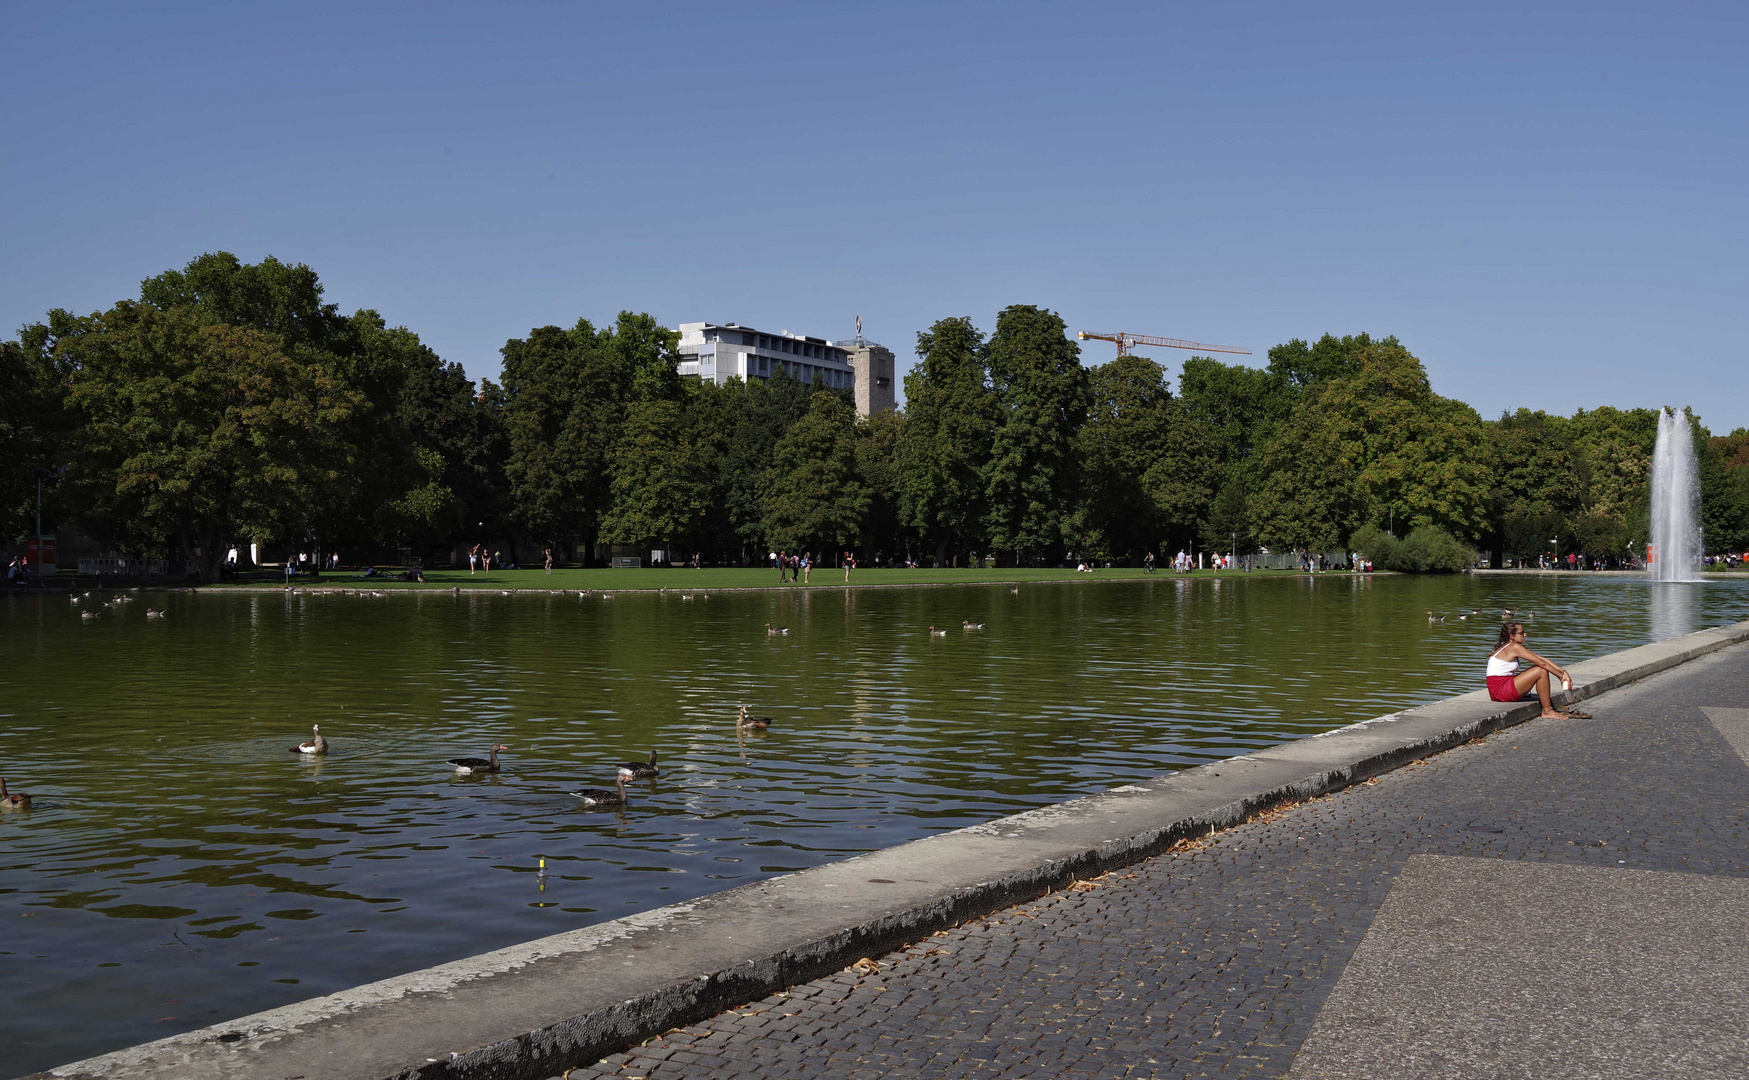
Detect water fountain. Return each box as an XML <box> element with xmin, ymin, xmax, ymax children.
<box><xmin>1648</xmin><ymin>407</ymin><xmax>1702</xmax><ymax>582</ymax></box>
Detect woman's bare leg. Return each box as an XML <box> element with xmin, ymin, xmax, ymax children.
<box><xmin>1515</xmin><ymin>667</ymin><xmax>1565</xmax><ymax>717</ymax></box>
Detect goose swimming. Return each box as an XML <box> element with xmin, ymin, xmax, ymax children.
<box><xmin>0</xmin><ymin>777</ymin><xmax>30</xmax><ymax>810</ymax></box>
<box><xmin>569</xmin><ymin>774</ymin><xmax>629</xmax><ymax>807</ymax></box>
<box><xmin>616</xmin><ymin>749</ymin><xmax>659</xmax><ymax>779</ymax></box>
<box><xmin>290</xmin><ymin>723</ymin><xmax>328</xmax><ymax>755</ymax></box>
<box><xmin>738</xmin><ymin>705</ymin><xmax>773</xmax><ymax>730</ymax></box>
<box><xmin>447</xmin><ymin>744</ymin><xmax>510</xmax><ymax>774</ymax></box>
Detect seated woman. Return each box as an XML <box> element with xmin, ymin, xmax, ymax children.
<box><xmin>1486</xmin><ymin>622</ymin><xmax>1589</xmax><ymax>718</ymax></box>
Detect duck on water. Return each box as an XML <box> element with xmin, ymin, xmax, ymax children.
<box><xmin>617</xmin><ymin>750</ymin><xmax>660</xmax><ymax>780</ymax></box>
<box><xmin>289</xmin><ymin>724</ymin><xmax>328</xmax><ymax>755</ymax></box>
<box><xmin>569</xmin><ymin>774</ymin><xmax>629</xmax><ymax>808</ymax></box>
<box><xmin>448</xmin><ymin>744</ymin><xmax>511</xmax><ymax>774</ymax></box>
<box><xmin>1</xmin><ymin>778</ymin><xmax>30</xmax><ymax>810</ymax></box>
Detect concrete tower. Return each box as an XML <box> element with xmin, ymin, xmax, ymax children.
<box><xmin>837</xmin><ymin>319</ymin><xmax>896</xmax><ymax>416</ymax></box>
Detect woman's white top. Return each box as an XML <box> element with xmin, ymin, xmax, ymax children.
<box><xmin>1486</xmin><ymin>649</ymin><xmax>1519</xmax><ymax>677</ymax></box>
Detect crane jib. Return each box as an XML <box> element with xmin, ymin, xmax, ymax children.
<box><xmin>1077</xmin><ymin>331</ymin><xmax>1251</xmax><ymax>357</ymax></box>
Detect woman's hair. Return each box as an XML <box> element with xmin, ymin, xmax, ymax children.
<box><xmin>1496</xmin><ymin>622</ymin><xmax>1522</xmax><ymax>648</ymax></box>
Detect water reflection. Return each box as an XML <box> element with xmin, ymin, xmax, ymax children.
<box><xmin>1648</xmin><ymin>582</ymin><xmax>1699</xmax><ymax>643</ymax></box>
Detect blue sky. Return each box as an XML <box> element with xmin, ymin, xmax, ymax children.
<box><xmin>4</xmin><ymin>1</ymin><xmax>1745</xmax><ymax>430</ymax></box>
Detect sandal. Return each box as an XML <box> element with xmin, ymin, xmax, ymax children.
<box><xmin>1565</xmin><ymin>708</ymin><xmax>1593</xmax><ymax>719</ymax></box>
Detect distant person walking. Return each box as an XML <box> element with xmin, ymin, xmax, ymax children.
<box><xmin>543</xmin><ymin>545</ymin><xmax>553</xmax><ymax>574</ymax></box>
<box><xmin>1144</xmin><ymin>552</ymin><xmax>1155</xmax><ymax>574</ymax></box>
<box><xmin>777</xmin><ymin>550</ymin><xmax>789</xmax><ymax>582</ymax></box>
<box><xmin>1487</xmin><ymin>622</ymin><xmax>1588</xmax><ymax>719</ymax></box>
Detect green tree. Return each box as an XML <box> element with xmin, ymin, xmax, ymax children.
<box><xmin>0</xmin><ymin>313</ymin><xmax>75</xmax><ymax>542</ymax></box>
<box><xmin>856</xmin><ymin>408</ymin><xmax>907</xmax><ymax>561</ymax></box>
<box><xmin>1481</xmin><ymin>409</ymin><xmax>1584</xmax><ymax>564</ymax></box>
<box><xmin>1249</xmin><ymin>402</ymin><xmax>1368</xmax><ymax>551</ymax></box>
<box><xmin>718</xmin><ymin>367</ymin><xmax>813</xmax><ymax>557</ymax></box>
<box><xmin>58</xmin><ymin>303</ymin><xmax>361</xmax><ymax>580</ymax></box>
<box><xmin>762</xmin><ymin>391</ymin><xmax>869</xmax><ymax>554</ymax></box>
<box><xmin>599</xmin><ymin>399</ymin><xmax>709</xmax><ymax>553</ymax></box>
<box><xmin>982</xmin><ymin>305</ymin><xmax>1089</xmax><ymax>562</ymax></box>
<box><xmin>1177</xmin><ymin>356</ymin><xmax>1290</xmax><ymax>468</ymax></box>
<box><xmin>498</xmin><ymin>314</ymin><xmax>671</xmax><ymax>558</ymax></box>
<box><xmin>1076</xmin><ymin>355</ymin><xmax>1216</xmax><ymax>562</ymax></box>
<box><xmin>1266</xmin><ymin>333</ymin><xmax>1372</xmax><ymax>390</ymax></box>
<box><xmin>897</xmin><ymin>316</ymin><xmax>993</xmax><ymax>564</ymax></box>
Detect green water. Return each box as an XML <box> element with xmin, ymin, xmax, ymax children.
<box><xmin>3</xmin><ymin>573</ymin><xmax>1747</xmax><ymax>1075</ymax></box>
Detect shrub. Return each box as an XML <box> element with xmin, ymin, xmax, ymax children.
<box><xmin>1348</xmin><ymin>523</ymin><xmax>1400</xmax><ymax>568</ymax></box>
<box><xmin>1395</xmin><ymin>525</ymin><xmax>1476</xmax><ymax>573</ymax></box>
<box><xmin>1348</xmin><ymin>523</ymin><xmax>1474</xmax><ymax>573</ymax></box>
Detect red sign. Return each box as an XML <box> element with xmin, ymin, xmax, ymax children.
<box><xmin>25</xmin><ymin>536</ymin><xmax>55</xmax><ymax>567</ymax></box>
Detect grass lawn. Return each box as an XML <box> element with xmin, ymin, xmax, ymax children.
<box><xmin>207</xmin><ymin>565</ymin><xmax>1309</xmax><ymax>592</ymax></box>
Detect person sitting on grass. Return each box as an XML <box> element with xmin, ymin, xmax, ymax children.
<box><xmin>1486</xmin><ymin>621</ymin><xmax>1589</xmax><ymax>718</ymax></box>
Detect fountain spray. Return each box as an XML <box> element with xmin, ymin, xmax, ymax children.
<box><xmin>1648</xmin><ymin>407</ymin><xmax>1702</xmax><ymax>582</ymax></box>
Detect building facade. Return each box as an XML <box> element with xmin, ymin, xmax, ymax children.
<box><xmin>676</xmin><ymin>322</ymin><xmax>856</xmax><ymax>394</ymax></box>
<box><xmin>675</xmin><ymin>321</ymin><xmax>898</xmax><ymax>416</ymax></box>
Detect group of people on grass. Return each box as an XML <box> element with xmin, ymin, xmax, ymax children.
<box><xmin>771</xmin><ymin>550</ymin><xmax>856</xmax><ymax>584</ymax></box>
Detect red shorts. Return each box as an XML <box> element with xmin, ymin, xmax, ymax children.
<box><xmin>1487</xmin><ymin>674</ymin><xmax>1526</xmax><ymax>702</ymax></box>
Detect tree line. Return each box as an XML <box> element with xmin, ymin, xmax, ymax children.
<box><xmin>3</xmin><ymin>252</ymin><xmax>1747</xmax><ymax>579</ymax></box>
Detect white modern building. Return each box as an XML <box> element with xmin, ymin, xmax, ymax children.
<box><xmin>676</xmin><ymin>322</ymin><xmax>856</xmax><ymax>394</ymax></box>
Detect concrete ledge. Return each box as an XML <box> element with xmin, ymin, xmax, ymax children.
<box><xmin>34</xmin><ymin>619</ymin><xmax>1749</xmax><ymax>1080</ymax></box>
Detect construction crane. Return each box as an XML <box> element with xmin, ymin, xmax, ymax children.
<box><xmin>1076</xmin><ymin>331</ymin><xmax>1251</xmax><ymax>359</ymax></box>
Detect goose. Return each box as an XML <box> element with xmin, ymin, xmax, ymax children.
<box><xmin>681</xmin><ymin>594</ymin><xmax>695</xmax><ymax>602</ymax></box>
<box><xmin>145</xmin><ymin>608</ymin><xmax>167</xmax><ymax>619</ymax></box>
<box><xmin>1427</xmin><ymin>611</ymin><xmax>1445</xmax><ymax>623</ymax></box>
<box><xmin>617</xmin><ymin>750</ymin><xmax>660</xmax><ymax>779</ymax></box>
<box><xmin>602</xmin><ymin>592</ymin><xmax>614</xmax><ymax>600</ymax></box>
<box><xmin>961</xmin><ymin>620</ymin><xmax>985</xmax><ymax>630</ymax></box>
<box><xmin>569</xmin><ymin>773</ymin><xmax>628</xmax><ymax>807</ymax></box>
<box><xmin>928</xmin><ymin>625</ymin><xmax>948</xmax><ymax>636</ymax></box>
<box><xmin>0</xmin><ymin>778</ymin><xmax>30</xmax><ymax>810</ymax></box>
<box><xmin>80</xmin><ymin>610</ymin><xmax>99</xmax><ymax>621</ymax></box>
<box><xmin>1457</xmin><ymin>613</ymin><xmax>1469</xmax><ymax>620</ymax></box>
<box><xmin>1523</xmin><ymin>611</ymin><xmax>1537</xmax><ymax>619</ymax></box>
<box><xmin>765</xmin><ymin>623</ymin><xmax>788</xmax><ymax>636</ymax></box>
<box><xmin>290</xmin><ymin>723</ymin><xmax>328</xmax><ymax>755</ymax></box>
<box><xmin>738</xmin><ymin>705</ymin><xmax>772</xmax><ymax>730</ymax></box>
<box><xmin>69</xmin><ymin>596</ymin><xmax>81</xmax><ymax>605</ymax></box>
<box><xmin>1010</xmin><ymin>587</ymin><xmax>1021</xmax><ymax>594</ymax></box>
<box><xmin>447</xmin><ymin>744</ymin><xmax>511</xmax><ymax>774</ymax></box>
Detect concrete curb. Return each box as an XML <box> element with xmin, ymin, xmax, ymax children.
<box><xmin>33</xmin><ymin>619</ymin><xmax>1749</xmax><ymax>1080</ymax></box>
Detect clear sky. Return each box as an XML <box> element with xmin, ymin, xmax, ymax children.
<box><xmin>4</xmin><ymin>2</ymin><xmax>1745</xmax><ymax>430</ymax></box>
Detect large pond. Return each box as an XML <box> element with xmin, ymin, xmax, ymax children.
<box><xmin>4</xmin><ymin>572</ymin><xmax>1748</xmax><ymax>1075</ymax></box>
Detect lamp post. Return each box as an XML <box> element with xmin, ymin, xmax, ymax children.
<box><xmin>30</xmin><ymin>468</ymin><xmax>58</xmax><ymax>579</ymax></box>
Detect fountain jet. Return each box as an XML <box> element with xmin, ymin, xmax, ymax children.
<box><xmin>1648</xmin><ymin>407</ymin><xmax>1702</xmax><ymax>582</ymax></box>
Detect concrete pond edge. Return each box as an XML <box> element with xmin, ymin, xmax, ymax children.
<box><xmin>33</xmin><ymin>619</ymin><xmax>1749</xmax><ymax>1080</ymax></box>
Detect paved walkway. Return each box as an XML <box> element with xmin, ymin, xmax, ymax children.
<box><xmin>564</xmin><ymin>643</ymin><xmax>1749</xmax><ymax>1080</ymax></box>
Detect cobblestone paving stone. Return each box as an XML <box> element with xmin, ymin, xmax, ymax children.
<box><xmin>560</xmin><ymin>647</ymin><xmax>1749</xmax><ymax>1079</ymax></box>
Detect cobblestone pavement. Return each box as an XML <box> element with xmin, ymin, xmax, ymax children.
<box><xmin>562</xmin><ymin>646</ymin><xmax>1749</xmax><ymax>1079</ymax></box>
